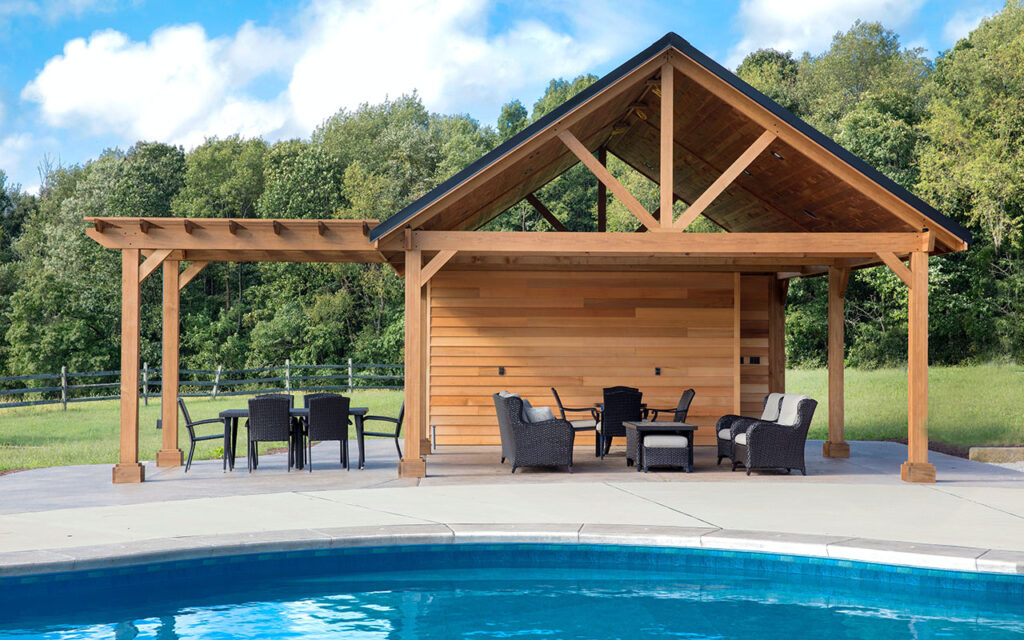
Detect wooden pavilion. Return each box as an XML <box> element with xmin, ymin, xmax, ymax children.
<box><xmin>87</xmin><ymin>33</ymin><xmax>971</xmax><ymax>485</ymax></box>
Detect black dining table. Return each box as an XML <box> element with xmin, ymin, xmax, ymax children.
<box><xmin>219</xmin><ymin>406</ymin><xmax>369</xmax><ymax>471</ymax></box>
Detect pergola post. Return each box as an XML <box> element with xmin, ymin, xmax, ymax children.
<box><xmin>823</xmin><ymin>266</ymin><xmax>850</xmax><ymax>457</ymax></box>
<box><xmin>156</xmin><ymin>260</ymin><xmax>183</xmax><ymax>467</ymax></box>
<box><xmin>901</xmin><ymin>251</ymin><xmax>935</xmax><ymax>482</ymax></box>
<box><xmin>768</xmin><ymin>277</ymin><xmax>787</xmax><ymax>393</ymax></box>
<box><xmin>399</xmin><ymin>247</ymin><xmax>427</xmax><ymax>478</ymax></box>
<box><xmin>113</xmin><ymin>249</ymin><xmax>144</xmax><ymax>483</ymax></box>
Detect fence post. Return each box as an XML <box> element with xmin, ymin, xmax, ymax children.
<box><xmin>285</xmin><ymin>359</ymin><xmax>291</xmax><ymax>392</ymax></box>
<box><xmin>212</xmin><ymin>365</ymin><xmax>223</xmax><ymax>399</ymax></box>
<box><xmin>347</xmin><ymin>358</ymin><xmax>353</xmax><ymax>392</ymax></box>
<box><xmin>142</xmin><ymin>362</ymin><xmax>149</xmax><ymax>406</ymax></box>
<box><xmin>60</xmin><ymin>365</ymin><xmax>68</xmax><ymax>411</ymax></box>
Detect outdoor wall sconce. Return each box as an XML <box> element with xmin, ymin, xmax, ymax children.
<box><xmin>655</xmin><ymin>367</ymin><xmax>661</xmax><ymax>376</ymax></box>
<box><xmin>498</xmin><ymin>366</ymin><xmax>505</xmax><ymax>376</ymax></box>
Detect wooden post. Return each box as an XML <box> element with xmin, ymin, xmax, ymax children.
<box><xmin>660</xmin><ymin>62</ymin><xmax>674</xmax><ymax>229</ymax></box>
<box><xmin>902</xmin><ymin>251</ymin><xmax>935</xmax><ymax>482</ymax></box>
<box><xmin>420</xmin><ymin>280</ymin><xmax>431</xmax><ymax>454</ymax></box>
<box><xmin>60</xmin><ymin>365</ymin><xmax>67</xmax><ymax>411</ymax></box>
<box><xmin>399</xmin><ymin>248</ymin><xmax>426</xmax><ymax>478</ymax></box>
<box><xmin>823</xmin><ymin>266</ymin><xmax>851</xmax><ymax>458</ymax></box>
<box><xmin>212</xmin><ymin>365</ymin><xmax>222</xmax><ymax>398</ymax></box>
<box><xmin>285</xmin><ymin>358</ymin><xmax>291</xmax><ymax>392</ymax></box>
<box><xmin>767</xmin><ymin>278</ymin><xmax>787</xmax><ymax>394</ymax></box>
<box><xmin>113</xmin><ymin>249</ymin><xmax>144</xmax><ymax>483</ymax></box>
<box><xmin>157</xmin><ymin>260</ymin><xmax>183</xmax><ymax>467</ymax></box>
<box><xmin>347</xmin><ymin>357</ymin><xmax>353</xmax><ymax>392</ymax></box>
<box><xmin>597</xmin><ymin>147</ymin><xmax>607</xmax><ymax>232</ymax></box>
<box><xmin>733</xmin><ymin>273</ymin><xmax>742</xmax><ymax>414</ymax></box>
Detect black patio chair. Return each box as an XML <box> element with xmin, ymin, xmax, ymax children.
<box><xmin>177</xmin><ymin>397</ymin><xmax>226</xmax><ymax>472</ymax></box>
<box><xmin>550</xmin><ymin>387</ymin><xmax>600</xmax><ymax>435</ymax></box>
<box><xmin>362</xmin><ymin>402</ymin><xmax>405</xmax><ymax>459</ymax></box>
<box><xmin>493</xmin><ymin>393</ymin><xmax>574</xmax><ymax>473</ymax></box>
<box><xmin>245</xmin><ymin>395</ymin><xmax>294</xmax><ymax>472</ymax></box>
<box><xmin>646</xmin><ymin>389</ymin><xmax>696</xmax><ymax>422</ymax></box>
<box><xmin>599</xmin><ymin>387</ymin><xmax>643</xmax><ymax>459</ymax></box>
<box><xmin>716</xmin><ymin>392</ymin><xmax>783</xmax><ymax>466</ymax></box>
<box><xmin>305</xmin><ymin>394</ymin><xmax>350</xmax><ymax>471</ymax></box>
<box><xmin>731</xmin><ymin>394</ymin><xmax>818</xmax><ymax>476</ymax></box>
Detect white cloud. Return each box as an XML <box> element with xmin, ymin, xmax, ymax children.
<box><xmin>727</xmin><ymin>0</ymin><xmax>927</xmax><ymax>67</ymax></box>
<box><xmin>942</xmin><ymin>7</ymin><xmax>993</xmax><ymax>45</ymax></box>
<box><xmin>21</xmin><ymin>0</ymin><xmax>645</xmax><ymax>148</ymax></box>
<box><xmin>0</xmin><ymin>0</ymin><xmax>117</xmax><ymax>23</ymax></box>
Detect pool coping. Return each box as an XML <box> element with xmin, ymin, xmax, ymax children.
<box><xmin>2</xmin><ymin>524</ymin><xmax>1023</xmax><ymax>578</ymax></box>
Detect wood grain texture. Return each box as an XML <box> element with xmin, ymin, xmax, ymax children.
<box><xmin>428</xmin><ymin>270</ymin><xmax>774</xmax><ymax>447</ymax></box>
<box><xmin>826</xmin><ymin>266</ymin><xmax>850</xmax><ymax>456</ymax></box>
<box><xmin>157</xmin><ymin>260</ymin><xmax>183</xmax><ymax>467</ymax></box>
<box><xmin>904</xmin><ymin>250</ymin><xmax>934</xmax><ymax>481</ymax></box>
<box><xmin>114</xmin><ymin>249</ymin><xmax>144</xmax><ymax>483</ymax></box>
<box><xmin>401</xmin><ymin>249</ymin><xmax>427</xmax><ymax>477</ymax></box>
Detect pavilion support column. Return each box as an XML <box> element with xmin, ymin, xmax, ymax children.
<box><xmin>419</xmin><ymin>281</ymin><xmax>431</xmax><ymax>455</ymax></box>
<box><xmin>768</xmin><ymin>277</ymin><xmax>788</xmax><ymax>394</ymax></box>
<box><xmin>156</xmin><ymin>261</ymin><xmax>183</xmax><ymax>466</ymax></box>
<box><xmin>399</xmin><ymin>247</ymin><xmax>427</xmax><ymax>478</ymax></box>
<box><xmin>732</xmin><ymin>273</ymin><xmax>741</xmax><ymax>414</ymax></box>
<box><xmin>901</xmin><ymin>251</ymin><xmax>935</xmax><ymax>482</ymax></box>
<box><xmin>113</xmin><ymin>249</ymin><xmax>145</xmax><ymax>483</ymax></box>
<box><xmin>823</xmin><ymin>266</ymin><xmax>850</xmax><ymax>458</ymax></box>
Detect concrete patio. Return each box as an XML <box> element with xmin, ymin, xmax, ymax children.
<box><xmin>2</xmin><ymin>439</ymin><xmax>1024</xmax><ymax>577</ymax></box>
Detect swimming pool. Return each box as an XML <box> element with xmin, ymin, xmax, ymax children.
<box><xmin>1</xmin><ymin>543</ymin><xmax>1022</xmax><ymax>639</ymax></box>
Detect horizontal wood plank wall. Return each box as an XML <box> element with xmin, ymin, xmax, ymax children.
<box><xmin>429</xmin><ymin>270</ymin><xmax>743</xmax><ymax>447</ymax></box>
<box><xmin>740</xmin><ymin>275</ymin><xmax>771</xmax><ymax>416</ymax></box>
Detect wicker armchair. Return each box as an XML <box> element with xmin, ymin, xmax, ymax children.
<box><xmin>731</xmin><ymin>395</ymin><xmax>818</xmax><ymax>475</ymax></box>
<box><xmin>245</xmin><ymin>395</ymin><xmax>294</xmax><ymax>472</ymax></box>
<box><xmin>600</xmin><ymin>387</ymin><xmax>642</xmax><ymax>459</ymax></box>
<box><xmin>716</xmin><ymin>392</ymin><xmax>783</xmax><ymax>466</ymax></box>
<box><xmin>305</xmin><ymin>394</ymin><xmax>350</xmax><ymax>471</ymax></box>
<box><xmin>493</xmin><ymin>393</ymin><xmax>575</xmax><ymax>473</ymax></box>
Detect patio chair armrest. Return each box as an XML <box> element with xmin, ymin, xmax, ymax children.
<box><xmin>189</xmin><ymin>418</ymin><xmax>226</xmax><ymax>426</ymax></box>
<box><xmin>362</xmin><ymin>415</ymin><xmax>399</xmax><ymax>425</ymax></box>
<box><xmin>715</xmin><ymin>414</ymin><xmax>743</xmax><ymax>433</ymax></box>
<box><xmin>513</xmin><ymin>419</ymin><xmax>574</xmax><ymax>453</ymax></box>
<box><xmin>730</xmin><ymin>417</ymin><xmax>764</xmax><ymax>438</ymax></box>
<box><xmin>746</xmin><ymin>422</ymin><xmax>806</xmax><ymax>448</ymax></box>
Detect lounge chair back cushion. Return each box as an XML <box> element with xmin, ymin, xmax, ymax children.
<box><xmin>524</xmin><ymin>405</ymin><xmax>556</xmax><ymax>423</ymax></box>
<box><xmin>760</xmin><ymin>392</ymin><xmax>784</xmax><ymax>421</ymax></box>
<box><xmin>777</xmin><ymin>394</ymin><xmax>810</xmax><ymax>426</ymax></box>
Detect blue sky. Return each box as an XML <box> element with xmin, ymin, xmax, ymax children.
<box><xmin>0</xmin><ymin>0</ymin><xmax>1005</xmax><ymax>191</ymax></box>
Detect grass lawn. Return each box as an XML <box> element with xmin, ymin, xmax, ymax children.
<box><xmin>0</xmin><ymin>391</ymin><xmax>404</xmax><ymax>471</ymax></box>
<box><xmin>1</xmin><ymin>366</ymin><xmax>1022</xmax><ymax>471</ymax></box>
<box><xmin>793</xmin><ymin>364</ymin><xmax>1024</xmax><ymax>448</ymax></box>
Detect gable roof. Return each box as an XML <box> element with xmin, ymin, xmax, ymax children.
<box><xmin>370</xmin><ymin>32</ymin><xmax>971</xmax><ymax>252</ymax></box>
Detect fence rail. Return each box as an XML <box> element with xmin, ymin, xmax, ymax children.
<box><xmin>0</xmin><ymin>358</ymin><xmax>403</xmax><ymax>409</ymax></box>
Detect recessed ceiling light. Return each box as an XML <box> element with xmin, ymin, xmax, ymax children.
<box><xmin>742</xmin><ymin>170</ymin><xmax>752</xmax><ymax>176</ymax></box>
<box><xmin>803</xmin><ymin>209</ymin><xmax>818</xmax><ymax>219</ymax></box>
<box><xmin>771</xmin><ymin>151</ymin><xmax>784</xmax><ymax>160</ymax></box>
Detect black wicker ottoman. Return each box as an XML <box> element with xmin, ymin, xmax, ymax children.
<box><xmin>642</xmin><ymin>434</ymin><xmax>693</xmax><ymax>472</ymax></box>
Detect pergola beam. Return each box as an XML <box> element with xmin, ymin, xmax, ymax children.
<box><xmin>178</xmin><ymin>260</ymin><xmax>210</xmax><ymax>290</ymax></box>
<box><xmin>525</xmin><ymin>194</ymin><xmax>568</xmax><ymax>232</ymax></box>
<box><xmin>411</xmin><ymin>231</ymin><xmax>930</xmax><ymax>257</ymax></box>
<box><xmin>878</xmin><ymin>251</ymin><xmax>912</xmax><ymax>286</ymax></box>
<box><xmin>138</xmin><ymin>249</ymin><xmax>172</xmax><ymax>283</ymax></box>
<box><xmin>659</xmin><ymin>62</ymin><xmax>674</xmax><ymax>228</ymax></box>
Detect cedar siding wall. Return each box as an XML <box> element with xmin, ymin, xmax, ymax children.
<box><xmin>429</xmin><ymin>270</ymin><xmax>773</xmax><ymax>447</ymax></box>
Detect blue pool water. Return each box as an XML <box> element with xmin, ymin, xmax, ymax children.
<box><xmin>1</xmin><ymin>544</ymin><xmax>1023</xmax><ymax>639</ymax></box>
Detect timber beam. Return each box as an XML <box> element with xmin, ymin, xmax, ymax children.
<box><xmin>525</xmin><ymin>194</ymin><xmax>568</xmax><ymax>232</ymax></box>
<box><xmin>411</xmin><ymin>231</ymin><xmax>931</xmax><ymax>257</ymax></box>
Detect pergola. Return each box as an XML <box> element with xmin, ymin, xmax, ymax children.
<box><xmin>87</xmin><ymin>33</ymin><xmax>970</xmax><ymax>485</ymax></box>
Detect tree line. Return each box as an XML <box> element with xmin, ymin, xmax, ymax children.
<box><xmin>0</xmin><ymin>2</ymin><xmax>1021</xmax><ymax>377</ymax></box>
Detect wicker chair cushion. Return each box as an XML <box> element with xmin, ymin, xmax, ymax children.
<box><xmin>571</xmin><ymin>419</ymin><xmax>597</xmax><ymax>429</ymax></box>
<box><xmin>734</xmin><ymin>432</ymin><xmax>748</xmax><ymax>445</ymax></box>
<box><xmin>761</xmin><ymin>392</ymin><xmax>784</xmax><ymax>421</ymax></box>
<box><xmin>525</xmin><ymin>406</ymin><xmax>556</xmax><ymax>423</ymax></box>
<box><xmin>777</xmin><ymin>394</ymin><xmax>809</xmax><ymax>426</ymax></box>
<box><xmin>643</xmin><ymin>435</ymin><xmax>689</xmax><ymax>448</ymax></box>
<box><xmin>717</xmin><ymin>429</ymin><xmax>732</xmax><ymax>440</ymax></box>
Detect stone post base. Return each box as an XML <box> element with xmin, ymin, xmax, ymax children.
<box><xmin>900</xmin><ymin>461</ymin><xmax>936</xmax><ymax>483</ymax></box>
<box><xmin>822</xmin><ymin>440</ymin><xmax>850</xmax><ymax>458</ymax></box>
<box><xmin>112</xmin><ymin>462</ymin><xmax>145</xmax><ymax>483</ymax></box>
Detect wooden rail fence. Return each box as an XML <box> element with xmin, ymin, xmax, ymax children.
<box><xmin>0</xmin><ymin>359</ymin><xmax>404</xmax><ymax>410</ymax></box>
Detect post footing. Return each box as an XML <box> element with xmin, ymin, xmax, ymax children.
<box><xmin>112</xmin><ymin>463</ymin><xmax>145</xmax><ymax>483</ymax></box>
<box><xmin>398</xmin><ymin>457</ymin><xmax>426</xmax><ymax>478</ymax></box>
<box><xmin>156</xmin><ymin>449</ymin><xmax>183</xmax><ymax>467</ymax></box>
<box><xmin>900</xmin><ymin>461</ymin><xmax>936</xmax><ymax>483</ymax></box>
<box><xmin>420</xmin><ymin>437</ymin><xmax>432</xmax><ymax>453</ymax></box>
<box><xmin>822</xmin><ymin>440</ymin><xmax>850</xmax><ymax>458</ymax></box>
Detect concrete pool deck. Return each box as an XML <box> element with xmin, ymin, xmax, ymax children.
<box><xmin>2</xmin><ymin>440</ymin><xmax>1023</xmax><ymax>576</ymax></box>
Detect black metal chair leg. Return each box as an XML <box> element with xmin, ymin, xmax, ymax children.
<box><xmin>394</xmin><ymin>437</ymin><xmax>402</xmax><ymax>458</ymax></box>
<box><xmin>185</xmin><ymin>442</ymin><xmax>196</xmax><ymax>472</ymax></box>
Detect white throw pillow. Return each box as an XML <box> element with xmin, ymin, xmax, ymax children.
<box><xmin>525</xmin><ymin>406</ymin><xmax>556</xmax><ymax>423</ymax></box>
<box><xmin>777</xmin><ymin>394</ymin><xmax>809</xmax><ymax>426</ymax></box>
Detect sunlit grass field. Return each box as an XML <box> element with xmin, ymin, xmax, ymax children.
<box><xmin>0</xmin><ymin>390</ymin><xmax>404</xmax><ymax>471</ymax></box>
<box><xmin>1</xmin><ymin>366</ymin><xmax>1022</xmax><ymax>471</ymax></box>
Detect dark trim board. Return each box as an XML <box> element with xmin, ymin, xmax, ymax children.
<box><xmin>369</xmin><ymin>33</ymin><xmax>971</xmax><ymax>248</ymax></box>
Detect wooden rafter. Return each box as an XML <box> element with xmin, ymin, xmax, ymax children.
<box><xmin>138</xmin><ymin>249</ymin><xmax>172</xmax><ymax>283</ymax></box>
<box><xmin>597</xmin><ymin>147</ymin><xmax>607</xmax><ymax>232</ymax></box>
<box><xmin>525</xmin><ymin>193</ymin><xmax>568</xmax><ymax>232</ymax></box>
<box><xmin>412</xmin><ymin>231</ymin><xmax>929</xmax><ymax>257</ymax></box>
<box><xmin>558</xmin><ymin>130</ymin><xmax>662</xmax><ymax>231</ymax></box>
<box><xmin>673</xmin><ymin>130</ymin><xmax>777</xmax><ymax>230</ymax></box>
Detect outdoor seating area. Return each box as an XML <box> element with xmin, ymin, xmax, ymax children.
<box><xmin>492</xmin><ymin>386</ymin><xmax>812</xmax><ymax>476</ymax></box>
